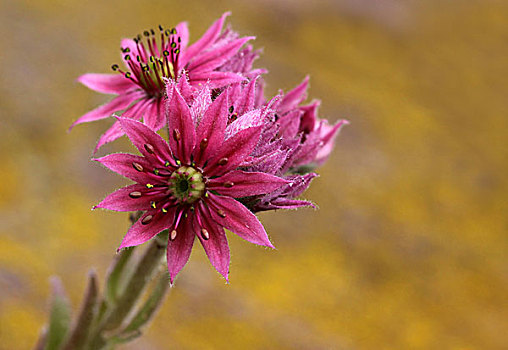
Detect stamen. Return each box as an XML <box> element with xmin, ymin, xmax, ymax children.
<box><xmin>170</xmin><ymin>229</ymin><xmax>177</xmax><ymax>241</ymax></box>
<box><xmin>200</xmin><ymin>138</ymin><xmax>208</xmax><ymax>151</ymax></box>
<box><xmin>129</xmin><ymin>191</ymin><xmax>142</xmax><ymax>198</ymax></box>
<box><xmin>132</xmin><ymin>162</ymin><xmax>144</xmax><ymax>172</ymax></box>
<box><xmin>150</xmin><ymin>201</ymin><xmax>157</xmax><ymax>209</ymax></box>
<box><xmin>111</xmin><ymin>64</ymin><xmax>119</xmax><ymax>71</ymax></box>
<box><xmin>224</xmin><ymin>181</ymin><xmax>234</xmax><ymax>188</ymax></box>
<box><xmin>154</xmin><ymin>168</ymin><xmax>160</xmax><ymax>175</ymax></box>
<box><xmin>201</xmin><ymin>228</ymin><xmax>210</xmax><ymax>240</ymax></box>
<box><xmin>218</xmin><ymin>157</ymin><xmax>228</xmax><ymax>166</ymax></box>
<box><xmin>173</xmin><ymin>129</ymin><xmax>181</xmax><ymax>141</ymax></box>
<box><xmin>144</xmin><ymin>143</ymin><xmax>155</xmax><ymax>154</ymax></box>
<box><xmin>142</xmin><ymin>215</ymin><xmax>153</xmax><ymax>225</ymax></box>
<box><xmin>146</xmin><ymin>183</ymin><xmax>154</xmax><ymax>188</ymax></box>
<box><xmin>217</xmin><ymin>209</ymin><xmax>227</xmax><ymax>218</ymax></box>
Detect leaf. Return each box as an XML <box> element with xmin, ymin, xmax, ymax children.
<box><xmin>44</xmin><ymin>277</ymin><xmax>72</xmax><ymax>350</ymax></box>
<box><xmin>61</xmin><ymin>271</ymin><xmax>99</xmax><ymax>350</ymax></box>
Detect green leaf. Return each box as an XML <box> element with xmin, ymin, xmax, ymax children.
<box><xmin>121</xmin><ymin>270</ymin><xmax>170</xmax><ymax>335</ymax></box>
<box><xmin>105</xmin><ymin>247</ymin><xmax>135</xmax><ymax>305</ymax></box>
<box><xmin>44</xmin><ymin>277</ymin><xmax>72</xmax><ymax>350</ymax></box>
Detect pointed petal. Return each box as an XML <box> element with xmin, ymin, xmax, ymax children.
<box><xmin>166</xmin><ymin>85</ymin><xmax>196</xmax><ymax>163</ymax></box>
<box><xmin>93</xmin><ymin>153</ymin><xmax>159</xmax><ymax>183</ymax></box>
<box><xmin>188</xmin><ymin>37</ymin><xmax>254</xmax><ymax>74</ymax></box>
<box><xmin>175</xmin><ymin>21</ymin><xmax>189</xmax><ymax>50</ymax></box>
<box><xmin>194</xmin><ymin>90</ymin><xmax>228</xmax><ymax>166</ymax></box>
<box><xmin>116</xmin><ymin>117</ymin><xmax>173</xmax><ymax>166</ymax></box>
<box><xmin>77</xmin><ymin>73</ymin><xmax>135</xmax><ymax>94</ymax></box>
<box><xmin>279</xmin><ymin>76</ymin><xmax>309</xmax><ymax>114</ymax></box>
<box><xmin>70</xmin><ymin>92</ymin><xmax>141</xmax><ymax>130</ymax></box>
<box><xmin>95</xmin><ymin>184</ymin><xmax>165</xmax><ymax>212</ymax></box>
<box><xmin>166</xmin><ymin>215</ymin><xmax>196</xmax><ymax>283</ymax></box>
<box><xmin>143</xmin><ymin>99</ymin><xmax>164</xmax><ymax>131</ymax></box>
<box><xmin>196</xmin><ymin>203</ymin><xmax>230</xmax><ymax>281</ymax></box>
<box><xmin>189</xmin><ymin>84</ymin><xmax>212</xmax><ymax>125</ymax></box>
<box><xmin>119</xmin><ymin>208</ymin><xmax>176</xmax><ymax>249</ymax></box>
<box><xmin>181</xmin><ymin>12</ymin><xmax>230</xmax><ymax>66</ymax></box>
<box><xmin>189</xmin><ymin>71</ymin><xmax>246</xmax><ymax>89</ymax></box>
<box><xmin>256</xmin><ymin>198</ymin><xmax>316</xmax><ymax>211</ymax></box>
<box><xmin>205</xmin><ymin>126</ymin><xmax>262</xmax><ymax>177</ymax></box>
<box><xmin>233</xmin><ymin>77</ymin><xmax>258</xmax><ymax>116</ymax></box>
<box><xmin>224</xmin><ymin>108</ymin><xmax>263</xmax><ymax>139</ymax></box>
<box><xmin>208</xmin><ymin>170</ymin><xmax>288</xmax><ymax>197</ymax></box>
<box><xmin>94</xmin><ymin>121</ymin><xmax>125</xmax><ymax>152</ymax></box>
<box><xmin>206</xmin><ymin>194</ymin><xmax>274</xmax><ymax>248</ymax></box>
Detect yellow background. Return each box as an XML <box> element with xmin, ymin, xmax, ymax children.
<box><xmin>1</xmin><ymin>0</ymin><xmax>507</xmax><ymax>349</ymax></box>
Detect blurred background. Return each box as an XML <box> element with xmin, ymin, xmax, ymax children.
<box><xmin>1</xmin><ymin>0</ymin><xmax>507</xmax><ymax>349</ymax></box>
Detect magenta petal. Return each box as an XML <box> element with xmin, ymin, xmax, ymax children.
<box><xmin>70</xmin><ymin>92</ymin><xmax>141</xmax><ymax>130</ymax></box>
<box><xmin>118</xmin><ymin>208</ymin><xmax>176</xmax><ymax>250</ymax></box>
<box><xmin>206</xmin><ymin>194</ymin><xmax>274</xmax><ymax>248</ymax></box>
<box><xmin>224</xmin><ymin>109</ymin><xmax>263</xmax><ymax>139</ymax></box>
<box><xmin>194</xmin><ymin>90</ymin><xmax>228</xmax><ymax>166</ymax></box>
<box><xmin>208</xmin><ymin>170</ymin><xmax>288</xmax><ymax>197</ymax></box>
<box><xmin>116</xmin><ymin>117</ymin><xmax>173</xmax><ymax>165</ymax></box>
<box><xmin>189</xmin><ymin>71</ymin><xmax>246</xmax><ymax>89</ymax></box>
<box><xmin>196</xmin><ymin>203</ymin><xmax>230</xmax><ymax>281</ymax></box>
<box><xmin>234</xmin><ymin>77</ymin><xmax>258</xmax><ymax>116</ymax></box>
<box><xmin>175</xmin><ymin>21</ymin><xmax>189</xmax><ymax>50</ymax></box>
<box><xmin>206</xmin><ymin>126</ymin><xmax>262</xmax><ymax>177</ymax></box>
<box><xmin>167</xmin><ymin>85</ymin><xmax>196</xmax><ymax>163</ymax></box>
<box><xmin>143</xmin><ymin>99</ymin><xmax>164</xmax><ymax>131</ymax></box>
<box><xmin>181</xmin><ymin>12</ymin><xmax>230</xmax><ymax>66</ymax></box>
<box><xmin>166</xmin><ymin>215</ymin><xmax>196</xmax><ymax>283</ymax></box>
<box><xmin>95</xmin><ymin>184</ymin><xmax>164</xmax><ymax>212</ymax></box>
<box><xmin>77</xmin><ymin>73</ymin><xmax>134</xmax><ymax>94</ymax></box>
<box><xmin>188</xmin><ymin>37</ymin><xmax>254</xmax><ymax>74</ymax></box>
<box><xmin>94</xmin><ymin>121</ymin><xmax>125</xmax><ymax>152</ymax></box>
<box><xmin>279</xmin><ymin>76</ymin><xmax>309</xmax><ymax>114</ymax></box>
<box><xmin>93</xmin><ymin>153</ymin><xmax>159</xmax><ymax>183</ymax></box>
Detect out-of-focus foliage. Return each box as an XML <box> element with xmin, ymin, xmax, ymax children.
<box><xmin>1</xmin><ymin>0</ymin><xmax>507</xmax><ymax>349</ymax></box>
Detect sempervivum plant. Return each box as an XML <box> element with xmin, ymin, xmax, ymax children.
<box><xmin>94</xmin><ymin>84</ymin><xmax>287</xmax><ymax>282</ymax></box>
<box><xmin>71</xmin><ymin>12</ymin><xmax>262</xmax><ymax>151</ymax></box>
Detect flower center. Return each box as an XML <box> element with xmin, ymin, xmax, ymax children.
<box><xmin>111</xmin><ymin>25</ymin><xmax>182</xmax><ymax>97</ymax></box>
<box><xmin>168</xmin><ymin>166</ymin><xmax>205</xmax><ymax>204</ymax></box>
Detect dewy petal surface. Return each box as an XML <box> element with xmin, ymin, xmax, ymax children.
<box><xmin>116</xmin><ymin>117</ymin><xmax>173</xmax><ymax>163</ymax></box>
<box><xmin>207</xmin><ymin>194</ymin><xmax>274</xmax><ymax>248</ymax></box>
<box><xmin>196</xmin><ymin>202</ymin><xmax>230</xmax><ymax>281</ymax></box>
<box><xmin>166</xmin><ymin>215</ymin><xmax>196</xmax><ymax>283</ymax></box>
<box><xmin>119</xmin><ymin>208</ymin><xmax>176</xmax><ymax>250</ymax></box>
<box><xmin>208</xmin><ymin>170</ymin><xmax>288</xmax><ymax>197</ymax></box>
<box><xmin>95</xmin><ymin>184</ymin><xmax>165</xmax><ymax>212</ymax></box>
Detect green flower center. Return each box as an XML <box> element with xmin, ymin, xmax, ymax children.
<box><xmin>168</xmin><ymin>166</ymin><xmax>205</xmax><ymax>204</ymax></box>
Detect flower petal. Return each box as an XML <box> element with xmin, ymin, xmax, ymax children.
<box><xmin>166</xmin><ymin>84</ymin><xmax>196</xmax><ymax>164</ymax></box>
<box><xmin>194</xmin><ymin>90</ymin><xmax>228</xmax><ymax>166</ymax></box>
<box><xmin>166</xmin><ymin>214</ymin><xmax>196</xmax><ymax>283</ymax></box>
<box><xmin>143</xmin><ymin>98</ymin><xmax>164</xmax><ymax>131</ymax></box>
<box><xmin>181</xmin><ymin>12</ymin><xmax>230</xmax><ymax>66</ymax></box>
<box><xmin>69</xmin><ymin>92</ymin><xmax>141</xmax><ymax>130</ymax></box>
<box><xmin>94</xmin><ymin>121</ymin><xmax>125</xmax><ymax>152</ymax></box>
<box><xmin>208</xmin><ymin>170</ymin><xmax>288</xmax><ymax>197</ymax></box>
<box><xmin>278</xmin><ymin>76</ymin><xmax>309</xmax><ymax>114</ymax></box>
<box><xmin>206</xmin><ymin>194</ymin><xmax>274</xmax><ymax>248</ymax></box>
<box><xmin>233</xmin><ymin>77</ymin><xmax>258</xmax><ymax>116</ymax></box>
<box><xmin>196</xmin><ymin>202</ymin><xmax>230</xmax><ymax>281</ymax></box>
<box><xmin>77</xmin><ymin>73</ymin><xmax>135</xmax><ymax>94</ymax></box>
<box><xmin>188</xmin><ymin>37</ymin><xmax>254</xmax><ymax>74</ymax></box>
<box><xmin>118</xmin><ymin>208</ymin><xmax>176</xmax><ymax>250</ymax></box>
<box><xmin>205</xmin><ymin>125</ymin><xmax>262</xmax><ymax>177</ymax></box>
<box><xmin>189</xmin><ymin>71</ymin><xmax>246</xmax><ymax>89</ymax></box>
<box><xmin>93</xmin><ymin>153</ymin><xmax>159</xmax><ymax>183</ymax></box>
<box><xmin>94</xmin><ymin>184</ymin><xmax>165</xmax><ymax>212</ymax></box>
<box><xmin>175</xmin><ymin>21</ymin><xmax>189</xmax><ymax>51</ymax></box>
<box><xmin>116</xmin><ymin>117</ymin><xmax>174</xmax><ymax>166</ymax></box>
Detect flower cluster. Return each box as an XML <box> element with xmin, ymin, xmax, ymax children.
<box><xmin>76</xmin><ymin>13</ymin><xmax>347</xmax><ymax>282</ymax></box>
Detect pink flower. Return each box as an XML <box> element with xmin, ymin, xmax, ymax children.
<box><xmin>227</xmin><ymin>77</ymin><xmax>348</xmax><ymax>211</ymax></box>
<box><xmin>72</xmin><ymin>13</ymin><xmax>260</xmax><ymax>152</ymax></box>
<box><xmin>94</xmin><ymin>85</ymin><xmax>287</xmax><ymax>283</ymax></box>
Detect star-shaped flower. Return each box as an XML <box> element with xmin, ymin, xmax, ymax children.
<box><xmin>94</xmin><ymin>86</ymin><xmax>287</xmax><ymax>282</ymax></box>
<box><xmin>72</xmin><ymin>13</ymin><xmax>260</xmax><ymax>152</ymax></box>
